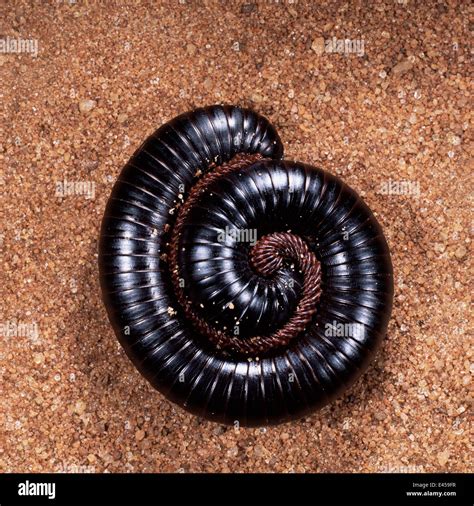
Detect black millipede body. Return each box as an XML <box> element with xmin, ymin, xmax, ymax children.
<box><xmin>99</xmin><ymin>105</ymin><xmax>393</xmax><ymax>426</ymax></box>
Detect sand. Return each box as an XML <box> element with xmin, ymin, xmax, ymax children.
<box><xmin>1</xmin><ymin>0</ymin><xmax>472</xmax><ymax>473</ymax></box>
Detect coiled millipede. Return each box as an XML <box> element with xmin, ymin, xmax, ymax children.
<box><xmin>99</xmin><ymin>105</ymin><xmax>393</xmax><ymax>426</ymax></box>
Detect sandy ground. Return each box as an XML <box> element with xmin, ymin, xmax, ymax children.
<box><xmin>1</xmin><ymin>0</ymin><xmax>472</xmax><ymax>473</ymax></box>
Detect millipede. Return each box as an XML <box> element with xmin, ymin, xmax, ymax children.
<box><xmin>99</xmin><ymin>105</ymin><xmax>394</xmax><ymax>426</ymax></box>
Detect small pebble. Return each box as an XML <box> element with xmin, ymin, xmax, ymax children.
<box><xmin>392</xmin><ymin>59</ymin><xmax>413</xmax><ymax>76</ymax></box>
<box><xmin>454</xmin><ymin>245</ymin><xmax>467</xmax><ymax>259</ymax></box>
<box><xmin>311</xmin><ymin>37</ymin><xmax>325</xmax><ymax>55</ymax></box>
<box><xmin>437</xmin><ymin>450</ymin><xmax>450</xmax><ymax>466</ymax></box>
<box><xmin>78</xmin><ymin>99</ymin><xmax>96</xmax><ymax>114</ymax></box>
<box><xmin>74</xmin><ymin>400</ymin><xmax>86</xmax><ymax>415</ymax></box>
<box><xmin>186</xmin><ymin>43</ymin><xmax>196</xmax><ymax>56</ymax></box>
<box><xmin>33</xmin><ymin>353</ymin><xmax>44</xmax><ymax>365</ymax></box>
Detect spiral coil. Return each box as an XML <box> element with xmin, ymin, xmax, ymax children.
<box><xmin>99</xmin><ymin>105</ymin><xmax>393</xmax><ymax>426</ymax></box>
